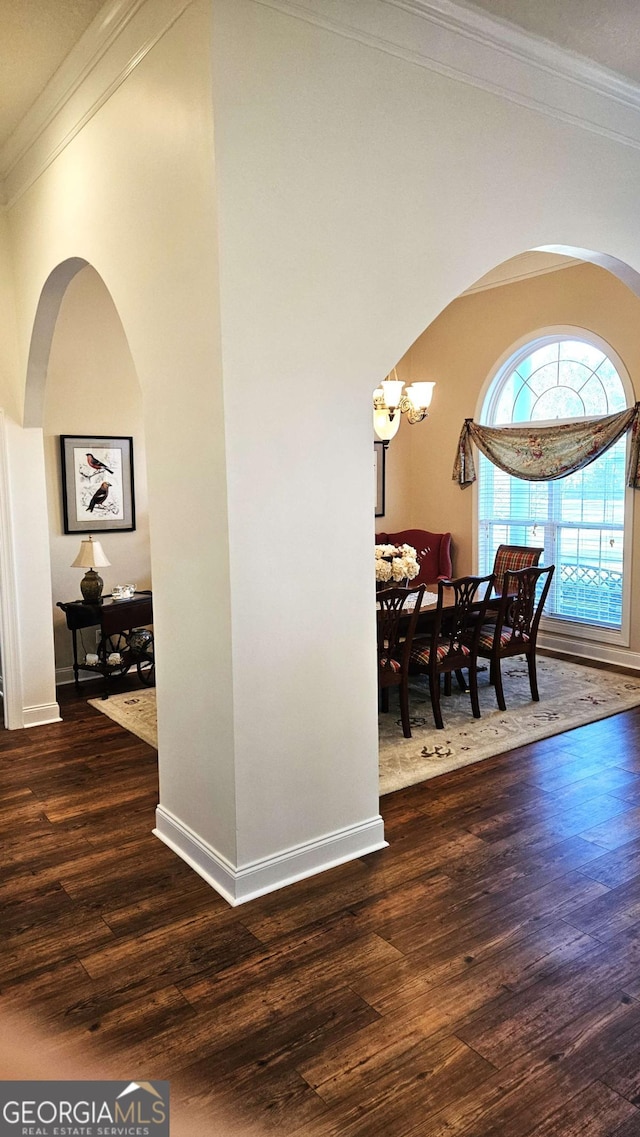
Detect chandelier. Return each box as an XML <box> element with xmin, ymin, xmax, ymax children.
<box><xmin>373</xmin><ymin>368</ymin><xmax>435</xmax><ymax>445</ymax></box>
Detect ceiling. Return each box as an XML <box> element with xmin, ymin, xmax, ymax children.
<box><xmin>0</xmin><ymin>0</ymin><xmax>104</xmax><ymax>147</ymax></box>
<box><xmin>458</xmin><ymin>0</ymin><xmax>640</xmax><ymax>86</ymax></box>
<box><xmin>1</xmin><ymin>1</ymin><xmax>639</xmax><ymax>153</ymax></box>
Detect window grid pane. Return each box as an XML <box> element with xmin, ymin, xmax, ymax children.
<box><xmin>478</xmin><ymin>337</ymin><xmax>628</xmax><ymax>633</ymax></box>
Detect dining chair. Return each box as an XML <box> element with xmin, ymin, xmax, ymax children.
<box><xmin>376</xmin><ymin>529</ymin><xmax>453</xmax><ymax>583</ymax></box>
<box><xmin>491</xmin><ymin>543</ymin><xmax>543</xmax><ymax>598</ymax></box>
<box><xmin>408</xmin><ymin>574</ymin><xmax>494</xmax><ymax>730</ymax></box>
<box><xmin>483</xmin><ymin>544</ymin><xmax>544</xmax><ymax>629</ymax></box>
<box><xmin>475</xmin><ymin>564</ymin><xmax>555</xmax><ymax>711</ymax></box>
<box><xmin>377</xmin><ymin>584</ymin><xmax>425</xmax><ymax>738</ymax></box>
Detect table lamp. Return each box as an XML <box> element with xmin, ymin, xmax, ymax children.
<box><xmin>71</xmin><ymin>535</ymin><xmax>111</xmax><ymax>602</ymax></box>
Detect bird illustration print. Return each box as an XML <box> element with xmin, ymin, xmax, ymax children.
<box><xmin>87</xmin><ymin>481</ymin><xmax>111</xmax><ymax>512</ymax></box>
<box><xmin>86</xmin><ymin>452</ymin><xmax>113</xmax><ymax>475</ymax></box>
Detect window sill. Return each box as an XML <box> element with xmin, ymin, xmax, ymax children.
<box><xmin>540</xmin><ymin>614</ymin><xmax>628</xmax><ymax>649</ymax></box>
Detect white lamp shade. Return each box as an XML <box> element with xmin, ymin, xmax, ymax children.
<box><xmin>380</xmin><ymin>378</ymin><xmax>404</xmax><ymax>410</ymax></box>
<box><xmin>373</xmin><ymin>407</ymin><xmax>401</xmax><ymax>443</ymax></box>
<box><xmin>406</xmin><ymin>381</ymin><xmax>435</xmax><ymax>410</ymax></box>
<box><xmin>71</xmin><ymin>536</ymin><xmax>110</xmax><ymax>569</ymax></box>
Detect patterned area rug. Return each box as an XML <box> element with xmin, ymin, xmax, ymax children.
<box><xmin>88</xmin><ymin>689</ymin><xmax>157</xmax><ymax>748</ymax></box>
<box><xmin>87</xmin><ymin>660</ymin><xmax>640</xmax><ymax>793</ymax></box>
<box><xmin>379</xmin><ymin>656</ymin><xmax>640</xmax><ymax>795</ymax></box>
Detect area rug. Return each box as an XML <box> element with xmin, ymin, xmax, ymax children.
<box><xmin>87</xmin><ymin>659</ymin><xmax>640</xmax><ymax>793</ymax></box>
<box><xmin>379</xmin><ymin>656</ymin><xmax>640</xmax><ymax>794</ymax></box>
<box><xmin>88</xmin><ymin>689</ymin><xmax>157</xmax><ymax>748</ymax></box>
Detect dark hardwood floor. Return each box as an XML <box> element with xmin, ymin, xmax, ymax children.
<box><xmin>3</xmin><ymin>679</ymin><xmax>640</xmax><ymax>1135</ymax></box>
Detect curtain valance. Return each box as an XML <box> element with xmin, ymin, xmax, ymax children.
<box><xmin>453</xmin><ymin>403</ymin><xmax>640</xmax><ymax>489</ymax></box>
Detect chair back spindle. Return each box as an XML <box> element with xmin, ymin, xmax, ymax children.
<box><xmin>377</xmin><ymin>585</ymin><xmax>425</xmax><ymax>738</ymax></box>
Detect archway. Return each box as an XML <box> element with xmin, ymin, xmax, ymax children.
<box><xmin>374</xmin><ymin>248</ymin><xmax>640</xmax><ymax>768</ymax></box>
<box><xmin>19</xmin><ymin>258</ymin><xmax>152</xmax><ymax>724</ymax></box>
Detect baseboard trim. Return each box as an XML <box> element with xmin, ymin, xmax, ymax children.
<box><xmin>22</xmin><ymin>701</ymin><xmax>62</xmax><ymax>727</ymax></box>
<box><xmin>57</xmin><ymin>666</ymin><xmax>107</xmax><ymax>686</ymax></box>
<box><xmin>56</xmin><ymin>664</ymin><xmax>78</xmax><ymax>682</ymax></box>
<box><xmin>154</xmin><ymin>806</ymin><xmax>388</xmax><ymax>906</ymax></box>
<box><xmin>538</xmin><ymin>632</ymin><xmax>640</xmax><ymax>673</ymax></box>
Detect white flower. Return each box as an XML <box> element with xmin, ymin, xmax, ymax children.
<box><xmin>375</xmin><ymin>558</ymin><xmax>393</xmax><ymax>582</ymax></box>
<box><xmin>374</xmin><ymin>543</ymin><xmax>420</xmax><ymax>583</ymax></box>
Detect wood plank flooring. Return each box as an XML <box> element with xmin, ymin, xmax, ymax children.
<box><xmin>3</xmin><ymin>680</ymin><xmax>640</xmax><ymax>1135</ymax></box>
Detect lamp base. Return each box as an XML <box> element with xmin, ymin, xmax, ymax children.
<box><xmin>80</xmin><ymin>569</ymin><xmax>104</xmax><ymax>603</ymax></box>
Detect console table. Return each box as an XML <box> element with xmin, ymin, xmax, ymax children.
<box><xmin>57</xmin><ymin>591</ymin><xmax>154</xmax><ymax>698</ymax></box>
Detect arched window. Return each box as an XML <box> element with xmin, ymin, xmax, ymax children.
<box><xmin>478</xmin><ymin>333</ymin><xmax>632</xmax><ymax>637</ymax></box>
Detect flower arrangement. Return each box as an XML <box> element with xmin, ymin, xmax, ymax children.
<box><xmin>375</xmin><ymin>543</ymin><xmax>420</xmax><ymax>584</ymax></box>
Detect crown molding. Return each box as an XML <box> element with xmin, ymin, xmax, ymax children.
<box><xmin>4</xmin><ymin>0</ymin><xmax>640</xmax><ymax>208</ymax></box>
<box><xmin>253</xmin><ymin>0</ymin><xmax>640</xmax><ymax>149</ymax></box>
<box><xmin>394</xmin><ymin>0</ymin><xmax>640</xmax><ymax>109</ymax></box>
<box><xmin>462</xmin><ymin>253</ymin><xmax>581</xmax><ymax>295</ymax></box>
<box><xmin>0</xmin><ymin>0</ymin><xmax>194</xmax><ymax>207</ymax></box>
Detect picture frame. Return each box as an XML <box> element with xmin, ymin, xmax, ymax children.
<box><xmin>374</xmin><ymin>440</ymin><xmax>386</xmax><ymax>517</ymax></box>
<box><xmin>60</xmin><ymin>435</ymin><xmax>136</xmax><ymax>533</ymax></box>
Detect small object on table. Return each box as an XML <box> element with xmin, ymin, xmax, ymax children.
<box><xmin>112</xmin><ymin>584</ymin><xmax>136</xmax><ymax>600</ymax></box>
<box><xmin>71</xmin><ymin>536</ymin><xmax>111</xmax><ymax>602</ymax></box>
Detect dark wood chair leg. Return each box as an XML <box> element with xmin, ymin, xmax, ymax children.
<box><xmin>527</xmin><ymin>651</ymin><xmax>540</xmax><ymax>701</ymax></box>
<box><xmin>429</xmin><ymin>671</ymin><xmax>444</xmax><ymax>729</ymax></box>
<box><xmin>493</xmin><ymin>656</ymin><xmax>506</xmax><ymax>711</ymax></box>
<box><xmin>455</xmin><ymin>669</ymin><xmax>469</xmax><ymax>693</ymax></box>
<box><xmin>380</xmin><ymin>687</ymin><xmax>389</xmax><ymax>713</ymax></box>
<box><xmin>469</xmin><ymin>662</ymin><xmax>481</xmax><ymax>718</ymax></box>
<box><xmin>444</xmin><ymin>672</ymin><xmax>452</xmax><ymax>696</ymax></box>
<box><xmin>399</xmin><ymin>679</ymin><xmax>412</xmax><ymax>738</ymax></box>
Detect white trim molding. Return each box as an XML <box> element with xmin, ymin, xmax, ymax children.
<box><xmin>22</xmin><ymin>702</ymin><xmax>62</xmax><ymax>727</ymax></box>
<box><xmin>462</xmin><ymin>252</ymin><xmax>581</xmax><ymax>296</ymax></box>
<box><xmin>154</xmin><ymin>805</ymin><xmax>388</xmax><ymax>906</ymax></box>
<box><xmin>0</xmin><ymin>0</ymin><xmax>195</xmax><ymax>206</ymax></box>
<box><xmin>5</xmin><ymin>0</ymin><xmax>640</xmax><ymax>205</ymax></box>
<box><xmin>0</xmin><ymin>411</ymin><xmax>25</xmax><ymax>729</ymax></box>
<box><xmin>539</xmin><ymin>632</ymin><xmax>640</xmax><ymax>675</ymax></box>
<box><xmin>254</xmin><ymin>0</ymin><xmax>640</xmax><ymax>150</ymax></box>
<box><xmin>56</xmin><ymin>666</ymin><xmax>82</xmax><ymax>687</ymax></box>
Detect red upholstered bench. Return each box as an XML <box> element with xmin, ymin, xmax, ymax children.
<box><xmin>375</xmin><ymin>529</ymin><xmax>452</xmax><ymax>585</ymax></box>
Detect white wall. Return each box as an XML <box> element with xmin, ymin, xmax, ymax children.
<box><xmin>4</xmin><ymin>418</ymin><xmax>59</xmax><ymax>725</ymax></box>
<box><xmin>210</xmin><ymin>0</ymin><xmax>640</xmax><ymax>879</ymax></box>
<box><xmin>43</xmin><ymin>265</ymin><xmax>151</xmax><ymax>680</ymax></box>
<box><xmin>5</xmin><ymin>0</ymin><xmax>640</xmax><ymax>899</ymax></box>
<box><xmin>5</xmin><ymin>0</ymin><xmax>241</xmax><ymax>873</ymax></box>
<box><xmin>0</xmin><ymin>213</ymin><xmax>21</xmax><ymax>423</ymax></box>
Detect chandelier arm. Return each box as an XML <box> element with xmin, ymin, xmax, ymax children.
<box><xmin>373</xmin><ymin>388</ymin><xmax>433</xmax><ymax>428</ymax></box>
<box><xmin>405</xmin><ymin>407</ymin><xmax>429</xmax><ymax>425</ymax></box>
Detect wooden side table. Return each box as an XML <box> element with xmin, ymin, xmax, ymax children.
<box><xmin>57</xmin><ymin>591</ymin><xmax>154</xmax><ymax>698</ymax></box>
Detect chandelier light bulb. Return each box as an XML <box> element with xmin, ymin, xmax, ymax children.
<box><xmin>372</xmin><ymin>370</ymin><xmax>436</xmax><ymax>444</ymax></box>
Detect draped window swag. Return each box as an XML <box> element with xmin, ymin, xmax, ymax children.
<box><xmin>453</xmin><ymin>403</ymin><xmax>640</xmax><ymax>490</ymax></box>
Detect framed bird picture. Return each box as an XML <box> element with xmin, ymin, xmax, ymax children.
<box><xmin>60</xmin><ymin>435</ymin><xmax>136</xmax><ymax>533</ymax></box>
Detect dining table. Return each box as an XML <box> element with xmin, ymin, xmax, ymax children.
<box><xmin>377</xmin><ymin>579</ymin><xmax>496</xmax><ymax>632</ymax></box>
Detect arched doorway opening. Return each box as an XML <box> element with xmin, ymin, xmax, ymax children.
<box><xmin>375</xmin><ymin>248</ymin><xmax>640</xmax><ymax>786</ymax></box>
<box><xmin>22</xmin><ymin>258</ymin><xmax>153</xmax><ymax>723</ymax></box>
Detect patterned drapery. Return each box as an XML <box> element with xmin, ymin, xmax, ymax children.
<box><xmin>453</xmin><ymin>404</ymin><xmax>640</xmax><ymax>489</ymax></box>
